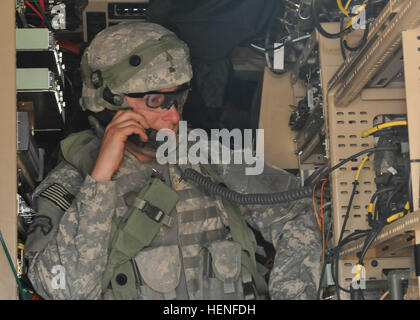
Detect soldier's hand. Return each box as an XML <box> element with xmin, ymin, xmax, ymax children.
<box><xmin>91</xmin><ymin>109</ymin><xmax>150</xmax><ymax>181</ymax></box>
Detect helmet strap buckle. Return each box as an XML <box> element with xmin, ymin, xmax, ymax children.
<box><xmin>91</xmin><ymin>70</ymin><xmax>103</xmax><ymax>89</ymax></box>
<box><xmin>103</xmin><ymin>86</ymin><xmax>124</xmax><ymax>106</ymax></box>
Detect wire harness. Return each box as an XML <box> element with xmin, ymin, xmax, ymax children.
<box><xmin>179</xmin><ymin>147</ymin><xmax>399</xmax><ymax>205</ymax></box>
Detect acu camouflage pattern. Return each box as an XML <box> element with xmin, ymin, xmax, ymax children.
<box><xmin>80</xmin><ymin>22</ymin><xmax>193</xmax><ymax>112</ymax></box>
<box><xmin>26</xmin><ymin>126</ymin><xmax>321</xmax><ymax>300</ymax></box>
<box><xmin>26</xmin><ymin>163</ymin><xmax>117</xmax><ymax>299</ymax></box>
<box><xmin>219</xmin><ymin>163</ymin><xmax>322</xmax><ymax>299</ymax></box>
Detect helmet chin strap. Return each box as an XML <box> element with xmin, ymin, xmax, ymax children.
<box><xmin>102</xmin><ymin>86</ymin><xmax>130</xmax><ymax>109</ymax></box>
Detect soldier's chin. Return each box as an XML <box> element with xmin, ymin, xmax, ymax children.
<box><xmin>126</xmin><ymin>142</ymin><xmax>156</xmax><ymax>161</ymax></box>
<box><xmin>138</xmin><ymin>145</ymin><xmax>158</xmax><ymax>159</ymax></box>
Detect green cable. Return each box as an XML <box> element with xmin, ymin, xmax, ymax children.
<box><xmin>30</xmin><ymin>0</ymin><xmax>53</xmax><ymax>30</ymax></box>
<box><xmin>0</xmin><ymin>229</ymin><xmax>26</xmax><ymax>300</ymax></box>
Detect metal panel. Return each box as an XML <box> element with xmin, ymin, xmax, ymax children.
<box><xmin>0</xmin><ymin>0</ymin><xmax>17</xmax><ymax>300</ymax></box>
<box><xmin>338</xmin><ymin>257</ymin><xmax>413</xmax><ymax>295</ymax></box>
<box><xmin>16</xmin><ymin>68</ymin><xmax>52</xmax><ymax>91</ymax></box>
<box><xmin>16</xmin><ymin>28</ymin><xmax>53</xmax><ymax>50</ymax></box>
<box><xmin>82</xmin><ymin>0</ymin><xmax>149</xmax><ymax>42</ymax></box>
<box><xmin>340</xmin><ymin>209</ymin><xmax>420</xmax><ymax>258</ymax></box>
<box><xmin>16</xmin><ymin>28</ymin><xmax>64</xmax><ymax>79</ymax></box>
<box><xmin>328</xmin><ymin>0</ymin><xmax>420</xmax><ymax>107</ymax></box>
<box><xmin>402</xmin><ymin>28</ymin><xmax>420</xmax><ymax>298</ymax></box>
<box><xmin>318</xmin><ymin>22</ymin><xmax>418</xmax><ymax>299</ymax></box>
<box><xmin>367</xmin><ymin>48</ymin><xmax>403</xmax><ymax>88</ymax></box>
<box><xmin>327</xmin><ymin>96</ymin><xmax>406</xmax><ymax>242</ymax></box>
<box><xmin>258</xmin><ymin>69</ymin><xmax>299</xmax><ymax>169</ymax></box>
<box><xmin>402</xmin><ymin>28</ymin><xmax>420</xmax><ymax>212</ymax></box>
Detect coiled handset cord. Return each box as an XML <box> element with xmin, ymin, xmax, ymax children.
<box><xmin>179</xmin><ymin>147</ymin><xmax>398</xmax><ymax>205</ymax></box>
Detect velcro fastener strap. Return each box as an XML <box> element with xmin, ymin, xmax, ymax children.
<box><xmin>242</xmin><ymin>273</ymin><xmax>256</xmax><ymax>300</ymax></box>
<box><xmin>163</xmin><ymin>290</ymin><xmax>177</xmax><ymax>300</ymax></box>
<box><xmin>223</xmin><ymin>281</ymin><xmax>235</xmax><ymax>294</ymax></box>
<box><xmin>39</xmin><ymin>183</ymin><xmax>75</xmax><ymax>212</ymax></box>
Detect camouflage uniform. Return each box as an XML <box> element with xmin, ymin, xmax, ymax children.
<box><xmin>24</xmin><ymin>22</ymin><xmax>321</xmax><ymax>300</ymax></box>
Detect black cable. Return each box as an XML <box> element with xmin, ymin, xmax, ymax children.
<box><xmin>317</xmin><ymin>260</ymin><xmax>328</xmax><ymax>299</ymax></box>
<box><xmin>334</xmin><ymin>179</ymin><xmax>360</xmax><ymax>299</ymax></box>
<box><xmin>328</xmin><ymin>230</ymin><xmax>371</xmax><ymax>296</ymax></box>
<box><xmin>260</xmin><ymin>34</ymin><xmax>312</xmax><ymax>53</ymax></box>
<box><xmin>342</xmin><ymin>19</ymin><xmax>370</xmax><ymax>52</ymax></box>
<box><xmin>311</xmin><ymin>0</ymin><xmax>354</xmax><ymax>39</ymax></box>
<box><xmin>340</xmin><ymin>193</ymin><xmax>385</xmax><ymax>299</ymax></box>
<box><xmin>320</xmin><ymin>147</ymin><xmax>398</xmax><ymax>180</ymax></box>
<box><xmin>317</xmin><ymin>220</ymin><xmax>333</xmax><ymax>300</ymax></box>
<box><xmin>354</xmin><ymin>221</ymin><xmax>385</xmax><ymax>300</ymax></box>
<box><xmin>385</xmin><ymin>181</ymin><xmax>405</xmax><ymax>209</ymax></box>
<box><xmin>408</xmin><ymin>174</ymin><xmax>413</xmax><ymax>214</ymax></box>
<box><xmin>341</xmin><ymin>229</ymin><xmax>372</xmax><ymax>245</ymax></box>
<box><xmin>182</xmin><ymin>167</ymin><xmax>313</xmax><ymax>205</ymax></box>
<box><xmin>265</xmin><ymin>43</ymin><xmax>285</xmax><ymax>53</ymax></box>
<box><xmin>338</xmin><ymin>0</ymin><xmax>372</xmax><ymax>52</ymax></box>
<box><xmin>304</xmin><ymin>165</ymin><xmax>326</xmax><ymax>186</ymax></box>
<box><xmin>367</xmin><ymin>187</ymin><xmax>395</xmax><ymax>226</ymax></box>
<box><xmin>261</xmin><ymin>35</ymin><xmax>289</xmax><ymax>53</ymax></box>
<box><xmin>180</xmin><ymin>147</ymin><xmax>399</xmax><ymax>205</ymax></box>
<box><xmin>358</xmin><ymin>226</ymin><xmax>382</xmax><ymax>265</ymax></box>
<box><xmin>264</xmin><ymin>3</ymin><xmax>287</xmax><ymax>75</ymax></box>
<box><xmin>374</xmin><ymin>202</ymin><xmax>380</xmax><ymax>223</ymax></box>
<box><xmin>330</xmin><ymin>229</ymin><xmax>370</xmax><ymax>293</ymax></box>
<box><xmin>330</xmin><ymin>150</ymin><xmax>372</xmax><ymax>299</ymax></box>
<box><xmin>339</xmin><ymin>16</ymin><xmax>347</xmax><ymax>61</ymax></box>
<box><xmin>308</xmin><ymin>146</ymin><xmax>398</xmax><ymax>185</ymax></box>
<box><xmin>369</xmin><ymin>187</ymin><xmax>395</xmax><ymax>205</ymax></box>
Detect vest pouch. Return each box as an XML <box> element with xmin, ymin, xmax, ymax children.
<box><xmin>102</xmin><ymin>177</ymin><xmax>179</xmax><ymax>291</ymax></box>
<box><xmin>134</xmin><ymin>245</ymin><xmax>181</xmax><ymax>300</ymax></box>
<box><xmin>201</xmin><ymin>240</ymin><xmax>244</xmax><ymax>300</ymax></box>
<box><xmin>109</xmin><ymin>260</ymin><xmax>139</xmax><ymax>300</ymax></box>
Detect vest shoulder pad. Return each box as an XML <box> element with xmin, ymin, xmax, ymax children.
<box><xmin>60</xmin><ymin>130</ymin><xmax>100</xmax><ymax>177</ymax></box>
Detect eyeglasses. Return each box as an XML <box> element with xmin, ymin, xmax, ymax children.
<box><xmin>125</xmin><ymin>83</ymin><xmax>190</xmax><ymax>110</ymax></box>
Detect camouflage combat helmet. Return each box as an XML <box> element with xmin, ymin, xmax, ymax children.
<box><xmin>80</xmin><ymin>22</ymin><xmax>193</xmax><ymax>113</ymax></box>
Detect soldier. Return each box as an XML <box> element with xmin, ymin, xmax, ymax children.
<box><xmin>24</xmin><ymin>22</ymin><xmax>321</xmax><ymax>300</ymax></box>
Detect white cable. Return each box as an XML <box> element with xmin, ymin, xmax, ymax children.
<box><xmin>250</xmin><ymin>34</ymin><xmax>311</xmax><ymax>52</ymax></box>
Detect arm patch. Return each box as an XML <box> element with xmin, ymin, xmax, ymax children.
<box><xmin>39</xmin><ymin>183</ymin><xmax>75</xmax><ymax>212</ymax></box>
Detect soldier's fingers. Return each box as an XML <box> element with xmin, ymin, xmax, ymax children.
<box><xmin>107</xmin><ymin>120</ymin><xmax>148</xmax><ymax>142</ymax></box>
<box><xmin>114</xmin><ymin>119</ymin><xmax>148</xmax><ymax>140</ymax></box>
<box><xmin>117</xmin><ymin>124</ymin><xmax>149</xmax><ymax>142</ymax></box>
<box><xmin>110</xmin><ymin>110</ymin><xmax>150</xmax><ymax>129</ymax></box>
<box><xmin>111</xmin><ymin>109</ymin><xmax>126</xmax><ymax>122</ymax></box>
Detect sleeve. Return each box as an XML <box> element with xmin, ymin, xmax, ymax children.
<box><xmin>25</xmin><ymin>161</ymin><xmax>117</xmax><ymax>300</ymax></box>
<box><xmin>218</xmin><ymin>161</ymin><xmax>322</xmax><ymax>300</ymax></box>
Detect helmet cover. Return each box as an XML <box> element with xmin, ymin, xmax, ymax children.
<box><xmin>80</xmin><ymin>22</ymin><xmax>193</xmax><ymax>112</ymax></box>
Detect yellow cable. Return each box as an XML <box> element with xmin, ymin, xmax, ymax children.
<box><xmin>361</xmin><ymin>120</ymin><xmax>408</xmax><ymax>138</ymax></box>
<box><xmin>355</xmin><ymin>155</ymin><xmax>369</xmax><ymax>181</ymax></box>
<box><xmin>387</xmin><ymin>211</ymin><xmax>405</xmax><ymax>223</ymax></box>
<box><xmin>355</xmin><ymin>264</ymin><xmax>363</xmax><ymax>282</ymax></box>
<box><xmin>386</xmin><ymin>202</ymin><xmax>410</xmax><ymax>223</ymax></box>
<box><xmin>337</xmin><ymin>0</ymin><xmax>351</xmax><ymax>17</ymax></box>
<box><xmin>342</xmin><ymin>3</ymin><xmax>367</xmax><ymax>41</ymax></box>
<box><xmin>345</xmin><ymin>0</ymin><xmax>352</xmax><ymax>10</ymax></box>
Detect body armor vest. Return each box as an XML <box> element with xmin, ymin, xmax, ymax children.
<box><xmin>60</xmin><ymin>129</ymin><xmax>268</xmax><ymax>300</ymax></box>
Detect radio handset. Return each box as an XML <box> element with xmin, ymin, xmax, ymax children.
<box><xmin>127</xmin><ymin>128</ymin><xmax>162</xmax><ymax>150</ymax></box>
<box><xmin>92</xmin><ymin>109</ymin><xmax>164</xmax><ymax>157</ymax></box>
